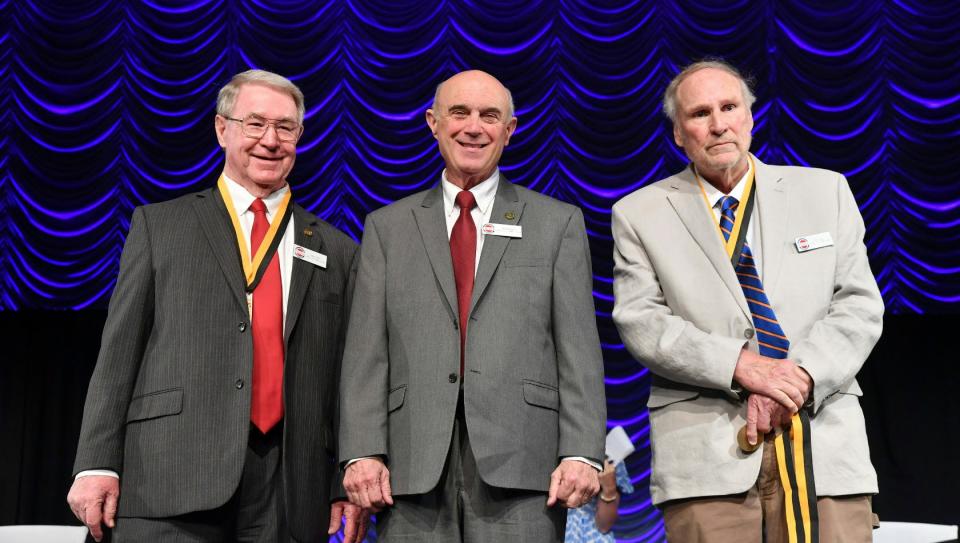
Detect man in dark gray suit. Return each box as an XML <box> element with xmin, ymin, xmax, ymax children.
<box><xmin>67</xmin><ymin>70</ymin><xmax>367</xmax><ymax>542</ymax></box>
<box><xmin>338</xmin><ymin>70</ymin><xmax>607</xmax><ymax>542</ymax></box>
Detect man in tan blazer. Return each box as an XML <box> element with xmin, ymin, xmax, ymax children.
<box><xmin>612</xmin><ymin>60</ymin><xmax>883</xmax><ymax>542</ymax></box>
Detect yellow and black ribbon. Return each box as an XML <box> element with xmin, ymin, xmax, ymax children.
<box><xmin>775</xmin><ymin>412</ymin><xmax>819</xmax><ymax>543</ymax></box>
<box><xmin>216</xmin><ymin>175</ymin><xmax>293</xmax><ymax>293</ymax></box>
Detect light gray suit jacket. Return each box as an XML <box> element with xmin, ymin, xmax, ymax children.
<box><xmin>611</xmin><ymin>156</ymin><xmax>883</xmax><ymax>505</ymax></box>
<box><xmin>338</xmin><ymin>178</ymin><xmax>606</xmax><ymax>495</ymax></box>
<box><xmin>73</xmin><ymin>186</ymin><xmax>357</xmax><ymax>542</ymax></box>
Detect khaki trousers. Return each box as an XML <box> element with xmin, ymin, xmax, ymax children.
<box><xmin>662</xmin><ymin>433</ymin><xmax>877</xmax><ymax>543</ymax></box>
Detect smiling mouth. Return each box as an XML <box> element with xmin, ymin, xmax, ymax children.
<box><xmin>458</xmin><ymin>142</ymin><xmax>488</xmax><ymax>149</ymax></box>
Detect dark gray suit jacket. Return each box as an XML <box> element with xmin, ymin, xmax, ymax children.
<box><xmin>73</xmin><ymin>186</ymin><xmax>357</xmax><ymax>542</ymax></box>
<box><xmin>339</xmin><ymin>178</ymin><xmax>606</xmax><ymax>496</ymax></box>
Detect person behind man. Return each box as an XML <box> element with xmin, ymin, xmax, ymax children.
<box><xmin>611</xmin><ymin>59</ymin><xmax>883</xmax><ymax>542</ymax></box>
<box><xmin>337</xmin><ymin>69</ymin><xmax>607</xmax><ymax>541</ymax></box>
<box><xmin>67</xmin><ymin>69</ymin><xmax>367</xmax><ymax>542</ymax></box>
<box><xmin>564</xmin><ymin>458</ymin><xmax>634</xmax><ymax>542</ymax></box>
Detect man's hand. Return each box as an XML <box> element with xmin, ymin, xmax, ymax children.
<box><xmin>744</xmin><ymin>393</ymin><xmax>794</xmax><ymax>446</ymax></box>
<box><xmin>66</xmin><ymin>475</ymin><xmax>119</xmax><ymax>542</ymax></box>
<box><xmin>733</xmin><ymin>349</ymin><xmax>812</xmax><ymax>412</ymax></box>
<box><xmin>546</xmin><ymin>459</ymin><xmax>600</xmax><ymax>509</ymax></box>
<box><xmin>328</xmin><ymin>500</ymin><xmax>370</xmax><ymax>543</ymax></box>
<box><xmin>343</xmin><ymin>458</ymin><xmax>393</xmax><ymax>512</ymax></box>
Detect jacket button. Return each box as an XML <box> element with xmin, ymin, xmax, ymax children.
<box><xmin>235</xmin><ymin>379</ymin><xmax>244</xmax><ymax>389</ymax></box>
<box><xmin>448</xmin><ymin>373</ymin><xmax>458</xmax><ymax>383</ymax></box>
<box><xmin>238</xmin><ymin>322</ymin><xmax>247</xmax><ymax>332</ymax></box>
<box><xmin>744</xmin><ymin>329</ymin><xmax>755</xmax><ymax>339</ymax></box>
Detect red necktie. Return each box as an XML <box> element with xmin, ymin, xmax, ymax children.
<box><xmin>450</xmin><ymin>190</ymin><xmax>477</xmax><ymax>376</ymax></box>
<box><xmin>249</xmin><ymin>198</ymin><xmax>284</xmax><ymax>433</ymax></box>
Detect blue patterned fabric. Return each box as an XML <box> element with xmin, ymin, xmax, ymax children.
<box><xmin>564</xmin><ymin>461</ymin><xmax>634</xmax><ymax>543</ymax></box>
<box><xmin>718</xmin><ymin>195</ymin><xmax>790</xmax><ymax>359</ymax></box>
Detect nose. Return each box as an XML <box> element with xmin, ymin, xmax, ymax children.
<box><xmin>709</xmin><ymin>113</ymin><xmax>727</xmax><ymax>135</ymax></box>
<box><xmin>259</xmin><ymin>123</ymin><xmax>280</xmax><ymax>147</ymax></box>
<box><xmin>464</xmin><ymin>112</ymin><xmax>482</xmax><ymax>134</ymax></box>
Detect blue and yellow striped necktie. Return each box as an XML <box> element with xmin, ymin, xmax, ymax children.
<box><xmin>718</xmin><ymin>195</ymin><xmax>789</xmax><ymax>359</ymax></box>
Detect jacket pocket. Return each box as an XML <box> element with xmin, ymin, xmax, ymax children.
<box><xmin>503</xmin><ymin>257</ymin><xmax>549</xmax><ymax>268</ymax></box>
<box><xmin>647</xmin><ymin>387</ymin><xmax>699</xmax><ymax>410</ymax></box>
<box><xmin>126</xmin><ymin>387</ymin><xmax>183</xmax><ymax>423</ymax></box>
<box><xmin>522</xmin><ymin>380</ymin><xmax>559</xmax><ymax>411</ymax></box>
<box><xmin>388</xmin><ymin>385</ymin><xmax>406</xmax><ymax>413</ymax></box>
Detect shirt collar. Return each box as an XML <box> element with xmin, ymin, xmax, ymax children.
<box><xmin>441</xmin><ymin>168</ymin><xmax>500</xmax><ymax>217</ymax></box>
<box><xmin>699</xmin><ymin>158</ymin><xmax>753</xmax><ymax>209</ymax></box>
<box><xmin>222</xmin><ymin>173</ymin><xmax>289</xmax><ymax>216</ymax></box>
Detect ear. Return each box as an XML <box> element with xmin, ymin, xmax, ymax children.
<box><xmin>425</xmin><ymin>109</ymin><xmax>439</xmax><ymax>140</ymax></box>
<box><xmin>746</xmin><ymin>109</ymin><xmax>755</xmax><ymax>133</ymax></box>
<box><xmin>503</xmin><ymin>116</ymin><xmax>518</xmax><ymax>146</ymax></box>
<box><xmin>215</xmin><ymin>115</ymin><xmax>227</xmax><ymax>148</ymax></box>
<box><xmin>673</xmin><ymin>122</ymin><xmax>683</xmax><ymax>147</ymax></box>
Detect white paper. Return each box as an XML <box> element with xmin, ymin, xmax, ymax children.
<box><xmin>605</xmin><ymin>425</ymin><xmax>635</xmax><ymax>464</ymax></box>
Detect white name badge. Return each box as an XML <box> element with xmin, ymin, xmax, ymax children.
<box><xmin>795</xmin><ymin>232</ymin><xmax>834</xmax><ymax>253</ymax></box>
<box><xmin>293</xmin><ymin>244</ymin><xmax>327</xmax><ymax>268</ymax></box>
<box><xmin>481</xmin><ymin>223</ymin><xmax>522</xmax><ymax>238</ymax></box>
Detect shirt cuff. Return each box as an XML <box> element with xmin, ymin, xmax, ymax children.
<box><xmin>75</xmin><ymin>469</ymin><xmax>119</xmax><ymax>480</ymax></box>
<box><xmin>344</xmin><ymin>456</ymin><xmax>380</xmax><ymax>469</ymax></box>
<box><xmin>563</xmin><ymin>456</ymin><xmax>602</xmax><ymax>472</ymax></box>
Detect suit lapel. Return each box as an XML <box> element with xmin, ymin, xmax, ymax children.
<box><xmin>192</xmin><ymin>188</ymin><xmax>247</xmax><ymax>315</ymax></box>
<box><xmin>412</xmin><ymin>186</ymin><xmax>459</xmax><ymax>318</ymax></box>
<box><xmin>753</xmin><ymin>158</ymin><xmax>788</xmax><ymax>300</ymax></box>
<box><xmin>665</xmin><ymin>167</ymin><xmax>750</xmax><ymax>320</ymax></box>
<box><xmin>284</xmin><ymin>205</ymin><xmax>324</xmax><ymax>344</ymax></box>
<box><xmin>471</xmin><ymin>178</ymin><xmax>523</xmax><ymax>313</ymax></box>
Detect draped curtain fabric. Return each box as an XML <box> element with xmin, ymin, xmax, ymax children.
<box><xmin>2</xmin><ymin>1</ymin><xmax>959</xmax><ymax>540</ymax></box>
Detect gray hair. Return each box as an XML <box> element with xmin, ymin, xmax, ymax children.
<box><xmin>431</xmin><ymin>76</ymin><xmax>516</xmax><ymax>119</ymax></box>
<box><xmin>216</xmin><ymin>69</ymin><xmax>305</xmax><ymax>124</ymax></box>
<box><xmin>662</xmin><ymin>59</ymin><xmax>756</xmax><ymax>123</ymax></box>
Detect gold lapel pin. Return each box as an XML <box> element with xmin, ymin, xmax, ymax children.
<box><xmin>504</xmin><ymin>211</ymin><xmax>516</xmax><ymax>220</ymax></box>
<box><xmin>303</xmin><ymin>228</ymin><xmax>313</xmax><ymax>237</ymax></box>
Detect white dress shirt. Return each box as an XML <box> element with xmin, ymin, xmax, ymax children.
<box><xmin>76</xmin><ymin>174</ymin><xmax>296</xmax><ymax>480</ymax></box>
<box><xmin>698</xmin><ymin>161</ymin><xmax>763</xmax><ymax>279</ymax></box>
<box><xmin>441</xmin><ymin>168</ymin><xmax>499</xmax><ymax>273</ymax></box>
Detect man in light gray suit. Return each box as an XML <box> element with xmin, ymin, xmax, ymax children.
<box><xmin>612</xmin><ymin>59</ymin><xmax>883</xmax><ymax>542</ymax></box>
<box><xmin>67</xmin><ymin>70</ymin><xmax>367</xmax><ymax>542</ymax></box>
<box><xmin>338</xmin><ymin>70</ymin><xmax>607</xmax><ymax>542</ymax></box>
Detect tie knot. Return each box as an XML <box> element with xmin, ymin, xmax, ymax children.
<box><xmin>455</xmin><ymin>190</ymin><xmax>476</xmax><ymax>211</ymax></box>
<box><xmin>249</xmin><ymin>198</ymin><xmax>267</xmax><ymax>215</ymax></box>
<box><xmin>719</xmin><ymin>195</ymin><xmax>739</xmax><ymax>217</ymax></box>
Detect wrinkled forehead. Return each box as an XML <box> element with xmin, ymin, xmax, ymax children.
<box><xmin>234</xmin><ymin>83</ymin><xmax>298</xmax><ymax>118</ymax></box>
<box><xmin>676</xmin><ymin>68</ymin><xmax>745</xmax><ymax>109</ymax></box>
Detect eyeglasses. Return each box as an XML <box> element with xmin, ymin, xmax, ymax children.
<box><xmin>223</xmin><ymin>114</ymin><xmax>302</xmax><ymax>143</ymax></box>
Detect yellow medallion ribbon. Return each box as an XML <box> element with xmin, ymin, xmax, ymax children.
<box><xmin>216</xmin><ymin>175</ymin><xmax>293</xmax><ymax>290</ymax></box>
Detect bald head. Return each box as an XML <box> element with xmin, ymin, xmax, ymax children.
<box><xmin>432</xmin><ymin>70</ymin><xmax>515</xmax><ymax>119</ymax></box>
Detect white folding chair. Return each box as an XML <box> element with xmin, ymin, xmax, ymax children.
<box><xmin>0</xmin><ymin>525</ymin><xmax>88</xmax><ymax>543</ymax></box>
<box><xmin>873</xmin><ymin>521</ymin><xmax>959</xmax><ymax>543</ymax></box>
